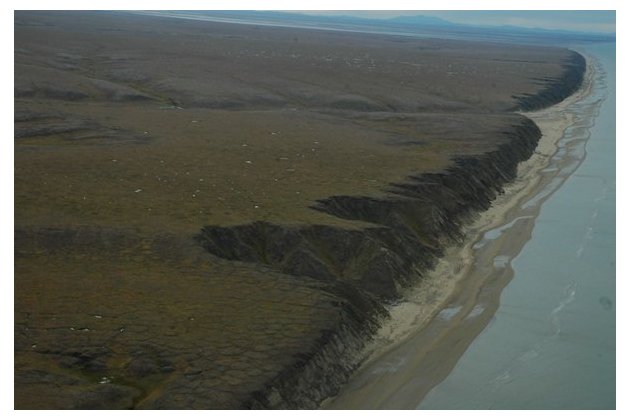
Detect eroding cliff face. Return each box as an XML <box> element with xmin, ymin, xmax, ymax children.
<box><xmin>194</xmin><ymin>117</ymin><xmax>543</xmax><ymax>408</ymax></box>
<box><xmin>246</xmin><ymin>308</ymin><xmax>380</xmax><ymax>409</ymax></box>
<box><xmin>194</xmin><ymin>45</ymin><xmax>587</xmax><ymax>405</ymax></box>
<box><xmin>197</xmin><ymin>119</ymin><xmax>540</xmax><ymax>300</ymax></box>
<box><xmin>512</xmin><ymin>51</ymin><xmax>586</xmax><ymax>111</ymax></box>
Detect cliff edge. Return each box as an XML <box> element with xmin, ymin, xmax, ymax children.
<box><xmin>196</xmin><ymin>52</ymin><xmax>585</xmax><ymax>409</ymax></box>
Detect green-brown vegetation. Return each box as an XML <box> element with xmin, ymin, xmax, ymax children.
<box><xmin>15</xmin><ymin>11</ymin><xmax>584</xmax><ymax>408</ymax></box>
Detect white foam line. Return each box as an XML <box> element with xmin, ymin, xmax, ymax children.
<box><xmin>550</xmin><ymin>282</ymin><xmax>577</xmax><ymax>336</ymax></box>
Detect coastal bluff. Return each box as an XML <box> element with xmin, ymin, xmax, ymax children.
<box><xmin>15</xmin><ymin>11</ymin><xmax>584</xmax><ymax>409</ymax></box>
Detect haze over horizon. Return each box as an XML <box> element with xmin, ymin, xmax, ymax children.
<box><xmin>291</xmin><ymin>10</ymin><xmax>616</xmax><ymax>34</ymax></box>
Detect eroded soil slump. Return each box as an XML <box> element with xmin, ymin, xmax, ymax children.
<box><xmin>196</xmin><ymin>116</ymin><xmax>549</xmax><ymax>408</ymax></box>
<box><xmin>196</xmin><ymin>56</ymin><xmax>583</xmax><ymax>408</ymax></box>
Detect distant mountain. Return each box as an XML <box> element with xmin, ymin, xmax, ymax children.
<box><xmin>143</xmin><ymin>10</ymin><xmax>615</xmax><ymax>45</ymax></box>
<box><xmin>387</xmin><ymin>14</ymin><xmax>453</xmax><ymax>26</ymax></box>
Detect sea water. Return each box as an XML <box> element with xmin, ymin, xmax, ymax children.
<box><xmin>418</xmin><ymin>42</ymin><xmax>615</xmax><ymax>410</ymax></box>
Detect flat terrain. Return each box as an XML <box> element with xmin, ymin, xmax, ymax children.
<box><xmin>15</xmin><ymin>11</ymin><xmax>579</xmax><ymax>408</ymax></box>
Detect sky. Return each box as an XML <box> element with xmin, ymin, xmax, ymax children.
<box><xmin>8</xmin><ymin>1</ymin><xmax>618</xmax><ymax>34</ymax></box>
<box><xmin>294</xmin><ymin>10</ymin><xmax>616</xmax><ymax>34</ymax></box>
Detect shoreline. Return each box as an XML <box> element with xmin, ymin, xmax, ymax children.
<box><xmin>323</xmin><ymin>52</ymin><xmax>603</xmax><ymax>409</ymax></box>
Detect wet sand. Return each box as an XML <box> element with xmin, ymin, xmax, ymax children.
<box><xmin>324</xmin><ymin>53</ymin><xmax>602</xmax><ymax>409</ymax></box>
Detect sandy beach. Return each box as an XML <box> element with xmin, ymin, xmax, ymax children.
<box><xmin>324</xmin><ymin>52</ymin><xmax>602</xmax><ymax>409</ymax></box>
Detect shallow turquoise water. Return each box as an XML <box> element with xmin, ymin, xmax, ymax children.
<box><xmin>418</xmin><ymin>42</ymin><xmax>615</xmax><ymax>410</ymax></box>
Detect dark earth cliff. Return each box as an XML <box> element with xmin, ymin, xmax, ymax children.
<box><xmin>198</xmin><ymin>118</ymin><xmax>545</xmax><ymax>408</ymax></box>
<box><xmin>195</xmin><ymin>54</ymin><xmax>583</xmax><ymax>408</ymax></box>
<box><xmin>512</xmin><ymin>51</ymin><xmax>586</xmax><ymax>111</ymax></box>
